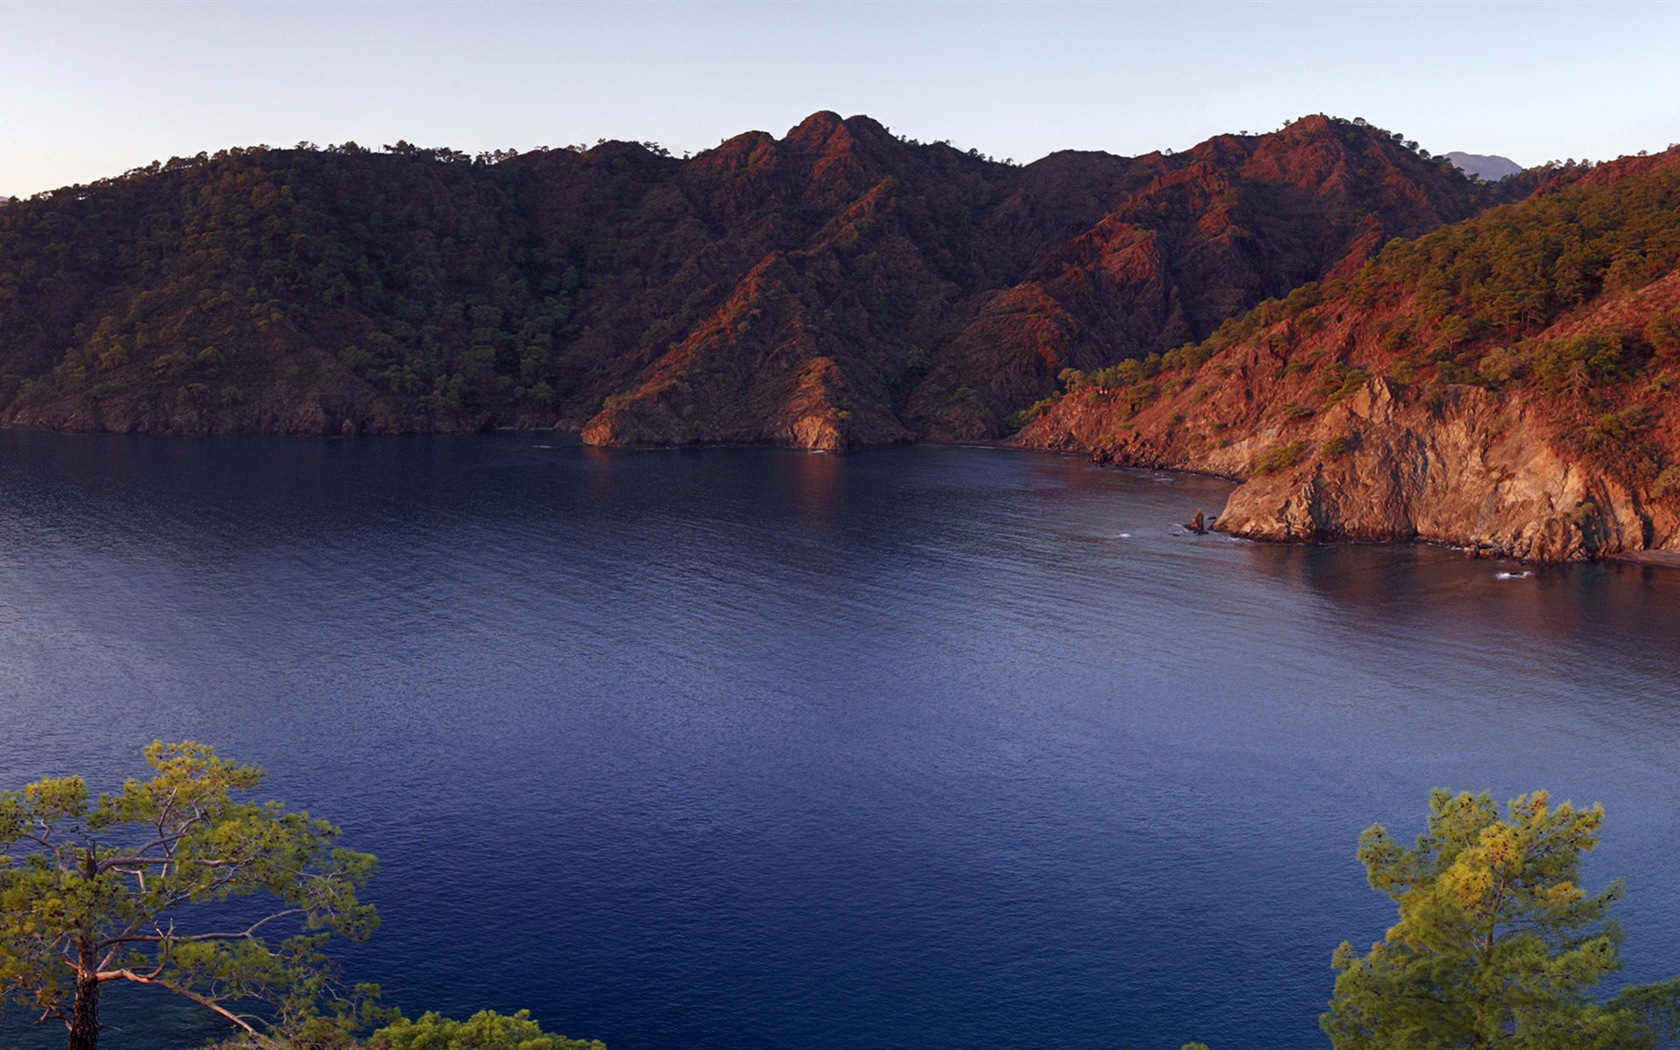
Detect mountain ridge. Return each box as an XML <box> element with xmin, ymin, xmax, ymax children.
<box><xmin>0</xmin><ymin>113</ymin><xmax>1508</xmax><ymax>445</ymax></box>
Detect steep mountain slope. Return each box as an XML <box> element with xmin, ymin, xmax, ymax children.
<box><xmin>910</xmin><ymin>116</ymin><xmax>1494</xmax><ymax>438</ymax></box>
<box><xmin>0</xmin><ymin>114</ymin><xmax>1499</xmax><ymax>444</ymax></box>
<box><xmin>1018</xmin><ymin>149</ymin><xmax>1680</xmax><ymax>562</ymax></box>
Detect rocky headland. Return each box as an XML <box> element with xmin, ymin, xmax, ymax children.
<box><xmin>1018</xmin><ymin>149</ymin><xmax>1680</xmax><ymax>563</ymax></box>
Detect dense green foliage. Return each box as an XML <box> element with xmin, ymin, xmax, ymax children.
<box><xmin>1322</xmin><ymin>790</ymin><xmax>1680</xmax><ymax>1050</ymax></box>
<box><xmin>0</xmin><ymin>743</ymin><xmax>378</xmax><ymax>1050</ymax></box>
<box><xmin>0</xmin><ymin>748</ymin><xmax>614</xmax><ymax>1050</ymax></box>
<box><xmin>0</xmin><ymin>144</ymin><xmax>598</xmax><ymax>429</ymax></box>
<box><xmin>1356</xmin><ymin>161</ymin><xmax>1678</xmax><ymax>352</ymax></box>
<box><xmin>367</xmin><ymin>1010</ymin><xmax>604</xmax><ymax>1050</ymax></box>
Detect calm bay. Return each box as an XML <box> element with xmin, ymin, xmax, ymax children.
<box><xmin>1</xmin><ymin>432</ymin><xmax>1677</xmax><ymax>1049</ymax></box>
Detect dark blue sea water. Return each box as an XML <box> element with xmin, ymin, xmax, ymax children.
<box><xmin>1</xmin><ymin>432</ymin><xmax>1678</xmax><ymax>1050</ymax></box>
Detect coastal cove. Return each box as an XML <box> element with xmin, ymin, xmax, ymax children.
<box><xmin>2</xmin><ymin>432</ymin><xmax>1679</xmax><ymax>1050</ymax></box>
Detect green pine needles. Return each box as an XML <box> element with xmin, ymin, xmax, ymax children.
<box><xmin>0</xmin><ymin>742</ymin><xmax>379</xmax><ymax>1050</ymax></box>
<box><xmin>1323</xmin><ymin>789</ymin><xmax>1680</xmax><ymax>1049</ymax></box>
<box><xmin>367</xmin><ymin>1009</ymin><xmax>606</xmax><ymax>1050</ymax></box>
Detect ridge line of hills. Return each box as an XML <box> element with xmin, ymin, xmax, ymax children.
<box><xmin>0</xmin><ymin>111</ymin><xmax>1526</xmax><ymax>446</ymax></box>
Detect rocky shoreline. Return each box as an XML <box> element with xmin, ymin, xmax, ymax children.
<box><xmin>1017</xmin><ymin>370</ymin><xmax>1680</xmax><ymax>565</ymax></box>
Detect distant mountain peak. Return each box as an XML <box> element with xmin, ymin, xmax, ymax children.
<box><xmin>1444</xmin><ymin>151</ymin><xmax>1522</xmax><ymax>181</ymax></box>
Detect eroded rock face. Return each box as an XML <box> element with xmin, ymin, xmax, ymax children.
<box><xmin>1207</xmin><ymin>378</ymin><xmax>1668</xmax><ymax>562</ymax></box>
<box><xmin>1028</xmin><ymin>328</ymin><xmax>1680</xmax><ymax>563</ymax></box>
<box><xmin>1027</xmin><ymin>369</ymin><xmax>1677</xmax><ymax>563</ymax></box>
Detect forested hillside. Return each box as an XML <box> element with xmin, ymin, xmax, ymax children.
<box><xmin>0</xmin><ymin>113</ymin><xmax>1506</xmax><ymax>445</ymax></box>
<box><xmin>1019</xmin><ymin>147</ymin><xmax>1680</xmax><ymax>562</ymax></box>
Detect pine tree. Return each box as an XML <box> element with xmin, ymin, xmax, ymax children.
<box><xmin>0</xmin><ymin>742</ymin><xmax>378</xmax><ymax>1050</ymax></box>
<box><xmin>1322</xmin><ymin>789</ymin><xmax>1680</xmax><ymax>1049</ymax></box>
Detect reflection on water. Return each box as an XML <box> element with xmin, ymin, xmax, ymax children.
<box><xmin>790</xmin><ymin>449</ymin><xmax>844</xmax><ymax>529</ymax></box>
<box><xmin>0</xmin><ymin>432</ymin><xmax>1677</xmax><ymax>1050</ymax></box>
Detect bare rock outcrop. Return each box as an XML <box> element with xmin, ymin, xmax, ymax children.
<box><xmin>1210</xmin><ymin>378</ymin><xmax>1670</xmax><ymax>561</ymax></box>
<box><xmin>1027</xmin><ymin>370</ymin><xmax>1677</xmax><ymax>563</ymax></box>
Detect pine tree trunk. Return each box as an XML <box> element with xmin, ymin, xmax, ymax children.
<box><xmin>66</xmin><ymin>940</ymin><xmax>100</xmax><ymax>1050</ymax></box>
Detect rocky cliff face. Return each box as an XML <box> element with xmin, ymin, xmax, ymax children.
<box><xmin>1195</xmin><ymin>376</ymin><xmax>1668</xmax><ymax>562</ymax></box>
<box><xmin>1025</xmin><ymin>351</ymin><xmax>1680</xmax><ymax>565</ymax></box>
<box><xmin>1019</xmin><ymin>149</ymin><xmax>1680</xmax><ymax>563</ymax></box>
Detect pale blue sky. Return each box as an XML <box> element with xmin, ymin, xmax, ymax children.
<box><xmin>1</xmin><ymin>1</ymin><xmax>1676</xmax><ymax>198</ymax></box>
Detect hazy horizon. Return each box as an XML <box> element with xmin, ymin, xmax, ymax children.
<box><xmin>2</xmin><ymin>0</ymin><xmax>1678</xmax><ymax>198</ymax></box>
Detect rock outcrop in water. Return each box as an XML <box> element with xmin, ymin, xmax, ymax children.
<box><xmin>0</xmin><ymin>114</ymin><xmax>1501</xmax><ymax>446</ymax></box>
<box><xmin>1019</xmin><ymin>148</ymin><xmax>1680</xmax><ymax>563</ymax></box>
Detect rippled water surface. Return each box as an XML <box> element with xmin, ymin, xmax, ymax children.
<box><xmin>2</xmin><ymin>432</ymin><xmax>1678</xmax><ymax>1050</ymax></box>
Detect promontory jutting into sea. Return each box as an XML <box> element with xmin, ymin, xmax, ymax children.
<box><xmin>2</xmin><ymin>107</ymin><xmax>1680</xmax><ymax>1050</ymax></box>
